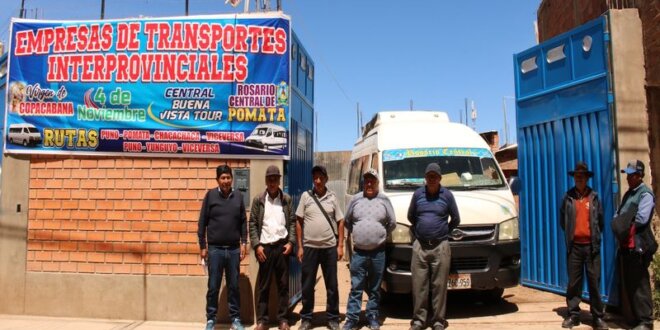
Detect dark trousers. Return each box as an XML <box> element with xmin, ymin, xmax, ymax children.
<box><xmin>256</xmin><ymin>241</ymin><xmax>290</xmax><ymax>323</ymax></box>
<box><xmin>411</xmin><ymin>240</ymin><xmax>451</xmax><ymax>328</ymax></box>
<box><xmin>620</xmin><ymin>249</ymin><xmax>654</xmax><ymax>326</ymax></box>
<box><xmin>206</xmin><ymin>245</ymin><xmax>241</xmax><ymax>322</ymax></box>
<box><xmin>300</xmin><ymin>246</ymin><xmax>339</xmax><ymax>322</ymax></box>
<box><xmin>566</xmin><ymin>243</ymin><xmax>604</xmax><ymax>319</ymax></box>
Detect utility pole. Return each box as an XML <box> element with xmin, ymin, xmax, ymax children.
<box><xmin>356</xmin><ymin>102</ymin><xmax>360</xmax><ymax>137</ymax></box>
<box><xmin>20</xmin><ymin>0</ymin><xmax>26</xmax><ymax>18</ymax></box>
<box><xmin>101</xmin><ymin>0</ymin><xmax>105</xmax><ymax>19</ymax></box>
<box><xmin>464</xmin><ymin>98</ymin><xmax>468</xmax><ymax>125</ymax></box>
<box><xmin>185</xmin><ymin>0</ymin><xmax>189</xmax><ymax>16</ymax></box>
<box><xmin>502</xmin><ymin>98</ymin><xmax>509</xmax><ymax>145</ymax></box>
<box><xmin>409</xmin><ymin>99</ymin><xmax>413</xmax><ymax>111</ymax></box>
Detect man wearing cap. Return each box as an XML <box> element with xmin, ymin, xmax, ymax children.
<box><xmin>249</xmin><ymin>165</ymin><xmax>296</xmax><ymax>330</ymax></box>
<box><xmin>295</xmin><ymin>165</ymin><xmax>345</xmax><ymax>330</ymax></box>
<box><xmin>559</xmin><ymin>162</ymin><xmax>607</xmax><ymax>330</ymax></box>
<box><xmin>342</xmin><ymin>169</ymin><xmax>396</xmax><ymax>330</ymax></box>
<box><xmin>407</xmin><ymin>163</ymin><xmax>460</xmax><ymax>330</ymax></box>
<box><xmin>198</xmin><ymin>165</ymin><xmax>248</xmax><ymax>330</ymax></box>
<box><xmin>616</xmin><ymin>160</ymin><xmax>657</xmax><ymax>330</ymax></box>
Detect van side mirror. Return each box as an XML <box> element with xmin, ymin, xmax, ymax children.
<box><xmin>509</xmin><ymin>176</ymin><xmax>521</xmax><ymax>195</ymax></box>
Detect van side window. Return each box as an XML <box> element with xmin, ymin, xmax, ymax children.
<box><xmin>357</xmin><ymin>155</ymin><xmax>370</xmax><ymax>192</ymax></box>
<box><xmin>348</xmin><ymin>159</ymin><xmax>361</xmax><ymax>195</ymax></box>
<box><xmin>371</xmin><ymin>153</ymin><xmax>379</xmax><ymax>171</ymax></box>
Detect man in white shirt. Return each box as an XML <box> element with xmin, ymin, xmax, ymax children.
<box><xmin>249</xmin><ymin>165</ymin><xmax>296</xmax><ymax>330</ymax></box>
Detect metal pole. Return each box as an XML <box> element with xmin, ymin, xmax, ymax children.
<box><xmin>101</xmin><ymin>0</ymin><xmax>105</xmax><ymax>19</ymax></box>
<box><xmin>464</xmin><ymin>98</ymin><xmax>468</xmax><ymax>125</ymax></box>
<box><xmin>20</xmin><ymin>0</ymin><xmax>26</xmax><ymax>18</ymax></box>
<box><xmin>277</xmin><ymin>0</ymin><xmax>282</xmax><ymax>11</ymax></box>
<box><xmin>185</xmin><ymin>0</ymin><xmax>189</xmax><ymax>16</ymax></box>
<box><xmin>357</xmin><ymin>103</ymin><xmax>360</xmax><ymax>138</ymax></box>
<box><xmin>409</xmin><ymin>99</ymin><xmax>413</xmax><ymax>111</ymax></box>
<box><xmin>502</xmin><ymin>97</ymin><xmax>509</xmax><ymax>145</ymax></box>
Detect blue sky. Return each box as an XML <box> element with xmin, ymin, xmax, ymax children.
<box><xmin>1</xmin><ymin>0</ymin><xmax>541</xmax><ymax>151</ymax></box>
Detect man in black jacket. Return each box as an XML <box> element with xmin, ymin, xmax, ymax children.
<box><xmin>198</xmin><ymin>165</ymin><xmax>248</xmax><ymax>330</ymax></box>
<box><xmin>559</xmin><ymin>162</ymin><xmax>607</xmax><ymax>330</ymax></box>
<box><xmin>249</xmin><ymin>165</ymin><xmax>296</xmax><ymax>330</ymax></box>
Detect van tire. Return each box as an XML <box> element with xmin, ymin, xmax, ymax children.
<box><xmin>22</xmin><ymin>140</ymin><xmax>28</xmax><ymax>147</ymax></box>
<box><xmin>9</xmin><ymin>138</ymin><xmax>13</xmax><ymax>144</ymax></box>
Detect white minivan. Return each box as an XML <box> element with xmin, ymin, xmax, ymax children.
<box><xmin>8</xmin><ymin>123</ymin><xmax>42</xmax><ymax>147</ymax></box>
<box><xmin>346</xmin><ymin>111</ymin><xmax>520</xmax><ymax>301</ymax></box>
<box><xmin>245</xmin><ymin>123</ymin><xmax>287</xmax><ymax>150</ymax></box>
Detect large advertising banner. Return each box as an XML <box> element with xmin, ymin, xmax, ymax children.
<box><xmin>4</xmin><ymin>13</ymin><xmax>291</xmax><ymax>158</ymax></box>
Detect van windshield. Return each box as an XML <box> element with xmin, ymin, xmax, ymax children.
<box><xmin>27</xmin><ymin>127</ymin><xmax>39</xmax><ymax>133</ymax></box>
<box><xmin>382</xmin><ymin>147</ymin><xmax>506</xmax><ymax>191</ymax></box>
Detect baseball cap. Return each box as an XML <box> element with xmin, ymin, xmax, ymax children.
<box><xmin>265</xmin><ymin>165</ymin><xmax>281</xmax><ymax>177</ymax></box>
<box><xmin>425</xmin><ymin>163</ymin><xmax>442</xmax><ymax>176</ymax></box>
<box><xmin>363</xmin><ymin>168</ymin><xmax>379</xmax><ymax>180</ymax></box>
<box><xmin>312</xmin><ymin>165</ymin><xmax>328</xmax><ymax>177</ymax></box>
<box><xmin>621</xmin><ymin>160</ymin><xmax>644</xmax><ymax>175</ymax></box>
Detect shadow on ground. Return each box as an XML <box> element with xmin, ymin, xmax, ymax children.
<box><xmin>552</xmin><ymin>306</ymin><xmax>631</xmax><ymax>330</ymax></box>
<box><xmin>381</xmin><ymin>290</ymin><xmax>519</xmax><ymax>321</ymax></box>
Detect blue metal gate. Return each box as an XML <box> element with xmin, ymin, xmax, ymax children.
<box><xmin>284</xmin><ymin>32</ymin><xmax>315</xmax><ymax>306</ymax></box>
<box><xmin>514</xmin><ymin>17</ymin><xmax>619</xmax><ymax>302</ymax></box>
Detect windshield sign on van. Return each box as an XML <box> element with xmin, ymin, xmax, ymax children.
<box><xmin>383</xmin><ymin>147</ymin><xmax>492</xmax><ymax>161</ymax></box>
<box><xmin>382</xmin><ymin>147</ymin><xmax>504</xmax><ymax>190</ymax></box>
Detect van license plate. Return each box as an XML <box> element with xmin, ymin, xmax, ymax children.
<box><xmin>447</xmin><ymin>274</ymin><xmax>471</xmax><ymax>289</ymax></box>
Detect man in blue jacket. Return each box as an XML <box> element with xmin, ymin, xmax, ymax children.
<box><xmin>407</xmin><ymin>163</ymin><xmax>460</xmax><ymax>330</ymax></box>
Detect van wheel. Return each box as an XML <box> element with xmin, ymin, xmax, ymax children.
<box><xmin>22</xmin><ymin>140</ymin><xmax>28</xmax><ymax>147</ymax></box>
<box><xmin>9</xmin><ymin>138</ymin><xmax>13</xmax><ymax>144</ymax></box>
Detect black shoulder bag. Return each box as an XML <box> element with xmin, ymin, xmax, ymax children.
<box><xmin>308</xmin><ymin>190</ymin><xmax>338</xmax><ymax>239</ymax></box>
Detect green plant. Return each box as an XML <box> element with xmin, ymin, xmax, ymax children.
<box><xmin>651</xmin><ymin>252</ymin><xmax>660</xmax><ymax>319</ymax></box>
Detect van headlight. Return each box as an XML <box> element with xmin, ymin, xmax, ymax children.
<box><xmin>387</xmin><ymin>223</ymin><xmax>412</xmax><ymax>244</ymax></box>
<box><xmin>498</xmin><ymin>217</ymin><xmax>519</xmax><ymax>241</ymax></box>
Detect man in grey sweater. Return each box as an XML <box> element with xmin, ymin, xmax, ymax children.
<box><xmin>342</xmin><ymin>169</ymin><xmax>396</xmax><ymax>330</ymax></box>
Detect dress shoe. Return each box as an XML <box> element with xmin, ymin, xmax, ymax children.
<box><xmin>255</xmin><ymin>322</ymin><xmax>268</xmax><ymax>330</ymax></box>
<box><xmin>632</xmin><ymin>324</ymin><xmax>653</xmax><ymax>330</ymax></box>
<box><xmin>328</xmin><ymin>320</ymin><xmax>340</xmax><ymax>330</ymax></box>
<box><xmin>561</xmin><ymin>316</ymin><xmax>580</xmax><ymax>328</ymax></box>
<box><xmin>592</xmin><ymin>317</ymin><xmax>608</xmax><ymax>330</ymax></box>
<box><xmin>279</xmin><ymin>320</ymin><xmax>290</xmax><ymax>330</ymax></box>
<box><xmin>299</xmin><ymin>320</ymin><xmax>312</xmax><ymax>330</ymax></box>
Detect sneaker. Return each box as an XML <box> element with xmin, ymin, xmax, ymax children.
<box><xmin>432</xmin><ymin>324</ymin><xmax>444</xmax><ymax>330</ymax></box>
<box><xmin>299</xmin><ymin>320</ymin><xmax>312</xmax><ymax>330</ymax></box>
<box><xmin>205</xmin><ymin>319</ymin><xmax>215</xmax><ymax>330</ymax></box>
<box><xmin>561</xmin><ymin>316</ymin><xmax>580</xmax><ymax>328</ymax></box>
<box><xmin>342</xmin><ymin>320</ymin><xmax>358</xmax><ymax>330</ymax></box>
<box><xmin>328</xmin><ymin>321</ymin><xmax>340</xmax><ymax>330</ymax></box>
<box><xmin>367</xmin><ymin>316</ymin><xmax>380</xmax><ymax>330</ymax></box>
<box><xmin>231</xmin><ymin>319</ymin><xmax>245</xmax><ymax>330</ymax></box>
<box><xmin>409</xmin><ymin>324</ymin><xmax>423</xmax><ymax>330</ymax></box>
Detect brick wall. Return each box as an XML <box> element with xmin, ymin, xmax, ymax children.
<box><xmin>537</xmin><ymin>0</ymin><xmax>608</xmax><ymax>42</ymax></box>
<box><xmin>26</xmin><ymin>156</ymin><xmax>250</xmax><ymax>276</ymax></box>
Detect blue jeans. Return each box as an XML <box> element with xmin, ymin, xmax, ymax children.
<box><xmin>345</xmin><ymin>248</ymin><xmax>386</xmax><ymax>322</ymax></box>
<box><xmin>206</xmin><ymin>245</ymin><xmax>241</xmax><ymax>321</ymax></box>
